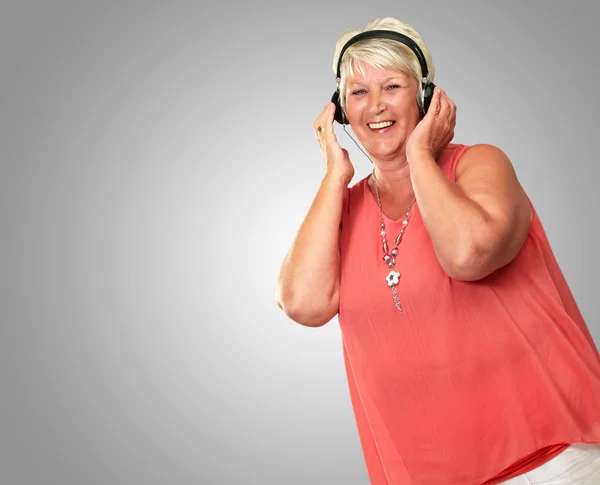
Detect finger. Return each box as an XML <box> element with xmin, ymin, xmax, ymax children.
<box><xmin>314</xmin><ymin>124</ymin><xmax>327</xmax><ymax>142</ymax></box>
<box><xmin>313</xmin><ymin>101</ymin><xmax>331</xmax><ymax>129</ymax></box>
<box><xmin>431</xmin><ymin>87</ymin><xmax>442</xmax><ymax>117</ymax></box>
<box><xmin>323</xmin><ymin>102</ymin><xmax>336</xmax><ymax>133</ymax></box>
<box><xmin>439</xmin><ymin>89</ymin><xmax>451</xmax><ymax>119</ymax></box>
<box><xmin>314</xmin><ymin>102</ymin><xmax>336</xmax><ymax>137</ymax></box>
<box><xmin>314</xmin><ymin>123</ymin><xmax>325</xmax><ymax>143</ymax></box>
<box><xmin>441</xmin><ymin>92</ymin><xmax>456</xmax><ymax>129</ymax></box>
<box><xmin>442</xmin><ymin>90</ymin><xmax>456</xmax><ymax>112</ymax></box>
<box><xmin>442</xmin><ymin>91</ymin><xmax>457</xmax><ymax>124</ymax></box>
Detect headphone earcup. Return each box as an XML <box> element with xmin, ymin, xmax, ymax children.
<box><xmin>331</xmin><ymin>90</ymin><xmax>348</xmax><ymax>125</ymax></box>
<box><xmin>421</xmin><ymin>81</ymin><xmax>436</xmax><ymax>117</ymax></box>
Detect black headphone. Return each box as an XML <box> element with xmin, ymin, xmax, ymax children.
<box><xmin>331</xmin><ymin>29</ymin><xmax>436</xmax><ymax>124</ymax></box>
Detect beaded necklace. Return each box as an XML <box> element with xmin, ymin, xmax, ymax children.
<box><xmin>371</xmin><ymin>169</ymin><xmax>417</xmax><ymax>312</ymax></box>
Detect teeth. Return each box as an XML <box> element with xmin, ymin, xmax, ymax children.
<box><xmin>368</xmin><ymin>121</ymin><xmax>394</xmax><ymax>129</ymax></box>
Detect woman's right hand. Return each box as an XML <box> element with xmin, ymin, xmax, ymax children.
<box><xmin>313</xmin><ymin>102</ymin><xmax>354</xmax><ymax>186</ymax></box>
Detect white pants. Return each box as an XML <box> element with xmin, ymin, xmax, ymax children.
<box><xmin>499</xmin><ymin>443</ymin><xmax>600</xmax><ymax>484</ymax></box>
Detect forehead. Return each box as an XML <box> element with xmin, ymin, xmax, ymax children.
<box><xmin>347</xmin><ymin>61</ymin><xmax>409</xmax><ymax>83</ymax></box>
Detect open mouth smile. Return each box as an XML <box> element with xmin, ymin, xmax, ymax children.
<box><xmin>368</xmin><ymin>120</ymin><xmax>395</xmax><ymax>132</ymax></box>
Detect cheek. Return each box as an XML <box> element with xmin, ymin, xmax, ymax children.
<box><xmin>344</xmin><ymin>96</ymin><xmax>361</xmax><ymax>115</ymax></box>
<box><xmin>344</xmin><ymin>102</ymin><xmax>364</xmax><ymax>126</ymax></box>
<box><xmin>393</xmin><ymin>97</ymin><xmax>421</xmax><ymax>123</ymax></box>
<box><xmin>392</xmin><ymin>92</ymin><xmax>416</xmax><ymax>110</ymax></box>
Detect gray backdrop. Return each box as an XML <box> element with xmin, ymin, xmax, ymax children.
<box><xmin>1</xmin><ymin>1</ymin><xmax>598</xmax><ymax>484</ymax></box>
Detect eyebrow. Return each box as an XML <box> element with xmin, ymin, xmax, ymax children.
<box><xmin>348</xmin><ymin>76</ymin><xmax>405</xmax><ymax>86</ymax></box>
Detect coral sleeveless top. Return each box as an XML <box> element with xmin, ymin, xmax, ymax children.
<box><xmin>338</xmin><ymin>144</ymin><xmax>600</xmax><ymax>484</ymax></box>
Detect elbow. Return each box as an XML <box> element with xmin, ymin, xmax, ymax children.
<box><xmin>445</xmin><ymin>264</ymin><xmax>487</xmax><ymax>282</ymax></box>
<box><xmin>444</xmin><ymin>246</ymin><xmax>496</xmax><ymax>282</ymax></box>
<box><xmin>276</xmin><ymin>289</ymin><xmax>339</xmax><ymax>327</ymax></box>
<box><xmin>284</xmin><ymin>306</ymin><xmax>337</xmax><ymax>327</ymax></box>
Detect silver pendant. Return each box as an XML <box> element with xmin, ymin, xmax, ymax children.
<box><xmin>386</xmin><ymin>270</ymin><xmax>403</xmax><ymax>312</ymax></box>
<box><xmin>392</xmin><ymin>286</ymin><xmax>402</xmax><ymax>312</ymax></box>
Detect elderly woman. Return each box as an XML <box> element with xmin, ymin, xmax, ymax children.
<box><xmin>276</xmin><ymin>16</ymin><xmax>600</xmax><ymax>485</ymax></box>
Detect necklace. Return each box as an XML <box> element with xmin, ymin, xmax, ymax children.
<box><xmin>371</xmin><ymin>169</ymin><xmax>417</xmax><ymax>313</ymax></box>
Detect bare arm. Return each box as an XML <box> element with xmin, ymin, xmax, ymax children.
<box><xmin>406</xmin><ymin>88</ymin><xmax>532</xmax><ymax>281</ymax></box>
<box><xmin>276</xmin><ymin>175</ymin><xmax>347</xmax><ymax>326</ymax></box>
<box><xmin>276</xmin><ymin>102</ymin><xmax>354</xmax><ymax>327</ymax></box>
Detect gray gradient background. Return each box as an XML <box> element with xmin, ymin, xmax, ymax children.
<box><xmin>1</xmin><ymin>1</ymin><xmax>598</xmax><ymax>484</ymax></box>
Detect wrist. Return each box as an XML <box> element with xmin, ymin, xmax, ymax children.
<box><xmin>407</xmin><ymin>148</ymin><xmax>436</xmax><ymax>165</ymax></box>
<box><xmin>323</xmin><ymin>171</ymin><xmax>352</xmax><ymax>189</ymax></box>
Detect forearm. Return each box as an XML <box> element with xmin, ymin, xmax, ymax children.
<box><xmin>409</xmin><ymin>152</ymin><xmax>492</xmax><ymax>276</ymax></box>
<box><xmin>276</xmin><ymin>174</ymin><xmax>347</xmax><ymax>326</ymax></box>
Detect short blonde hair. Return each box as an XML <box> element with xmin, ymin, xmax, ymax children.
<box><xmin>332</xmin><ymin>17</ymin><xmax>435</xmax><ymax>113</ymax></box>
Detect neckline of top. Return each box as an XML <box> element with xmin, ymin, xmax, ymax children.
<box><xmin>364</xmin><ymin>174</ymin><xmax>419</xmax><ymax>224</ymax></box>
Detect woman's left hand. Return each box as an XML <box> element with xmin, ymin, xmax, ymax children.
<box><xmin>406</xmin><ymin>87</ymin><xmax>456</xmax><ymax>163</ymax></box>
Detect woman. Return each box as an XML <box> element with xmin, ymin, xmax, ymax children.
<box><xmin>275</xmin><ymin>16</ymin><xmax>600</xmax><ymax>485</ymax></box>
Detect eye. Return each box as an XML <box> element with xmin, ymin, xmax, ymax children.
<box><xmin>386</xmin><ymin>84</ymin><xmax>401</xmax><ymax>90</ymax></box>
<box><xmin>351</xmin><ymin>89</ymin><xmax>367</xmax><ymax>95</ymax></box>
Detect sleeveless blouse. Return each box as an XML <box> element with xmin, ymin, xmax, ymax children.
<box><xmin>338</xmin><ymin>144</ymin><xmax>600</xmax><ymax>484</ymax></box>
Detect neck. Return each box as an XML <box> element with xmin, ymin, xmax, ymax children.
<box><xmin>342</xmin><ymin>124</ymin><xmax>413</xmax><ymax>193</ymax></box>
<box><xmin>370</xmin><ymin>157</ymin><xmax>413</xmax><ymax>197</ymax></box>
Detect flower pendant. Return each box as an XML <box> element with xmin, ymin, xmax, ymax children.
<box><xmin>386</xmin><ymin>270</ymin><xmax>403</xmax><ymax>312</ymax></box>
<box><xmin>386</xmin><ymin>270</ymin><xmax>400</xmax><ymax>287</ymax></box>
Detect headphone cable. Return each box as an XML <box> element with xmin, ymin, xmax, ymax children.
<box><xmin>342</xmin><ymin>124</ymin><xmax>374</xmax><ymax>164</ymax></box>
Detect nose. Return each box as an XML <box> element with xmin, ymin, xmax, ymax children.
<box><xmin>368</xmin><ymin>90</ymin><xmax>385</xmax><ymax>115</ymax></box>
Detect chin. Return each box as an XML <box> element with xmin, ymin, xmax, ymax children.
<box><xmin>364</xmin><ymin>141</ymin><xmax>405</xmax><ymax>160</ymax></box>
<box><xmin>353</xmin><ymin>128</ymin><xmax>407</xmax><ymax>156</ymax></box>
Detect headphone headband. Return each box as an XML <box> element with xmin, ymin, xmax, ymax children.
<box><xmin>335</xmin><ymin>30</ymin><xmax>430</xmax><ymax>83</ymax></box>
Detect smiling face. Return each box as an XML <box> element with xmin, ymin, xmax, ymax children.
<box><xmin>344</xmin><ymin>61</ymin><xmax>421</xmax><ymax>162</ymax></box>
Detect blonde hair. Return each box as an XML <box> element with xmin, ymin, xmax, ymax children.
<box><xmin>332</xmin><ymin>17</ymin><xmax>435</xmax><ymax>113</ymax></box>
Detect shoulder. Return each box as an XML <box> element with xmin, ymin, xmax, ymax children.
<box><xmin>454</xmin><ymin>143</ymin><xmax>533</xmax><ymax>224</ymax></box>
<box><xmin>349</xmin><ymin>174</ymin><xmax>370</xmax><ymax>192</ymax></box>
<box><xmin>341</xmin><ymin>175</ymin><xmax>370</xmax><ymax>225</ymax></box>
<box><xmin>345</xmin><ymin>174</ymin><xmax>370</xmax><ymax>203</ymax></box>
<box><xmin>455</xmin><ymin>143</ymin><xmax>514</xmax><ymax>180</ymax></box>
